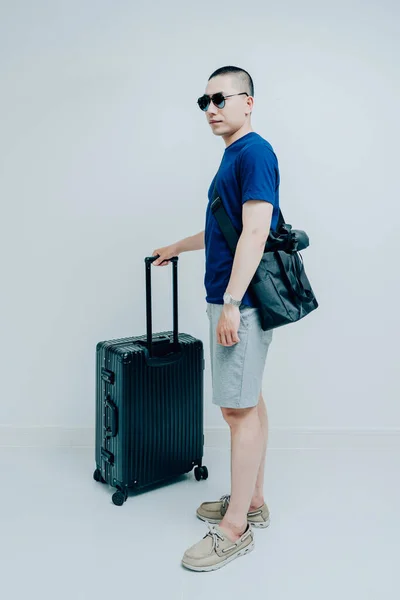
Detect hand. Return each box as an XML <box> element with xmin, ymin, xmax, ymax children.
<box><xmin>217</xmin><ymin>305</ymin><xmax>241</xmax><ymax>346</ymax></box>
<box><xmin>152</xmin><ymin>243</ymin><xmax>180</xmax><ymax>266</ymax></box>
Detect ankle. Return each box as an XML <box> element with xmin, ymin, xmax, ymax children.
<box><xmin>250</xmin><ymin>495</ymin><xmax>265</xmax><ymax>510</ymax></box>
<box><xmin>219</xmin><ymin>518</ymin><xmax>247</xmax><ymax>538</ymax></box>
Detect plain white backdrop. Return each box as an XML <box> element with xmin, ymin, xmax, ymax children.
<box><xmin>0</xmin><ymin>0</ymin><xmax>399</xmax><ymax>444</ymax></box>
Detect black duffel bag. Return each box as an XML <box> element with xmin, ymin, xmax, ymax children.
<box><xmin>211</xmin><ymin>187</ymin><xmax>318</xmax><ymax>331</ymax></box>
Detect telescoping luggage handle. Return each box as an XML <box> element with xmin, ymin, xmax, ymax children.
<box><xmin>144</xmin><ymin>255</ymin><xmax>179</xmax><ymax>358</ymax></box>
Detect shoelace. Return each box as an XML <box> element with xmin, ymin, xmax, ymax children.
<box><xmin>220</xmin><ymin>494</ymin><xmax>231</xmax><ymax>512</ymax></box>
<box><xmin>204</xmin><ymin>521</ymin><xmax>225</xmax><ymax>551</ymax></box>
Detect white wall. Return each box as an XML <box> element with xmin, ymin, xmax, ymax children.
<box><xmin>1</xmin><ymin>0</ymin><xmax>399</xmax><ymax>442</ymax></box>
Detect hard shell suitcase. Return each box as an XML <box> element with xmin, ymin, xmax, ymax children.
<box><xmin>93</xmin><ymin>256</ymin><xmax>208</xmax><ymax>506</ymax></box>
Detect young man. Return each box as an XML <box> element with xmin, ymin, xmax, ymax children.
<box><xmin>152</xmin><ymin>65</ymin><xmax>280</xmax><ymax>572</ymax></box>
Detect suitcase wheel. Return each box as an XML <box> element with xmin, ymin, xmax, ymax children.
<box><xmin>93</xmin><ymin>469</ymin><xmax>106</xmax><ymax>484</ymax></box>
<box><xmin>112</xmin><ymin>489</ymin><xmax>128</xmax><ymax>506</ymax></box>
<box><xmin>194</xmin><ymin>465</ymin><xmax>208</xmax><ymax>481</ymax></box>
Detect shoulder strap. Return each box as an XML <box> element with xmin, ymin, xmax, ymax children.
<box><xmin>211</xmin><ymin>181</ymin><xmax>285</xmax><ymax>254</ymax></box>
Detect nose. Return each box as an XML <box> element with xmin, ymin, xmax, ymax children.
<box><xmin>206</xmin><ymin>103</ymin><xmax>218</xmax><ymax>116</ymax></box>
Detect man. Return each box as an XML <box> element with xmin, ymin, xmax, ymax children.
<box><xmin>152</xmin><ymin>65</ymin><xmax>280</xmax><ymax>572</ymax></box>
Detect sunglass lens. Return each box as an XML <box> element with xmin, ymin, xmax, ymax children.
<box><xmin>197</xmin><ymin>95</ymin><xmax>210</xmax><ymax>111</ymax></box>
<box><xmin>212</xmin><ymin>93</ymin><xmax>225</xmax><ymax>108</ymax></box>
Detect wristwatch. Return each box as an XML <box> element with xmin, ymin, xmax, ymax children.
<box><xmin>223</xmin><ymin>292</ymin><xmax>242</xmax><ymax>307</ymax></box>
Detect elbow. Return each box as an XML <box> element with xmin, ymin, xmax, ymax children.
<box><xmin>242</xmin><ymin>224</ymin><xmax>270</xmax><ymax>248</ymax></box>
<box><xmin>250</xmin><ymin>229</ymin><xmax>269</xmax><ymax>248</ymax></box>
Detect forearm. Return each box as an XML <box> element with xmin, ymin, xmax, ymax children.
<box><xmin>176</xmin><ymin>230</ymin><xmax>205</xmax><ymax>253</ymax></box>
<box><xmin>225</xmin><ymin>232</ymin><xmax>267</xmax><ymax>301</ymax></box>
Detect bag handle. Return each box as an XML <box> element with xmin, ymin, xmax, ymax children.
<box><xmin>275</xmin><ymin>252</ymin><xmax>315</xmax><ymax>303</ymax></box>
<box><xmin>144</xmin><ymin>256</ymin><xmax>179</xmax><ymax>358</ymax></box>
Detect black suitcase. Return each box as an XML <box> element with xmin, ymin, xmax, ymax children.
<box><xmin>93</xmin><ymin>256</ymin><xmax>208</xmax><ymax>506</ymax></box>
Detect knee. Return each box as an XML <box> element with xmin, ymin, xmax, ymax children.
<box><xmin>221</xmin><ymin>406</ymin><xmax>258</xmax><ymax>427</ymax></box>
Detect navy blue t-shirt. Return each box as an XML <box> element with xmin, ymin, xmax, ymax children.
<box><xmin>204</xmin><ymin>131</ymin><xmax>280</xmax><ymax>308</ymax></box>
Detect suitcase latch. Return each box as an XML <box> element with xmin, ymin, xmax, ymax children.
<box><xmin>101</xmin><ymin>447</ymin><xmax>115</xmax><ymax>465</ymax></box>
<box><xmin>105</xmin><ymin>395</ymin><xmax>118</xmax><ymax>438</ymax></box>
<box><xmin>101</xmin><ymin>368</ymin><xmax>115</xmax><ymax>384</ymax></box>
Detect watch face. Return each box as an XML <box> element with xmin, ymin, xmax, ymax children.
<box><xmin>223</xmin><ymin>293</ymin><xmax>230</xmax><ymax>303</ymax></box>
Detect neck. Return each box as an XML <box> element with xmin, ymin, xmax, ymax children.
<box><xmin>223</xmin><ymin>123</ymin><xmax>254</xmax><ymax>148</ymax></box>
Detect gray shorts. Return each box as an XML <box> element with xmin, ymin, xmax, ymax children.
<box><xmin>206</xmin><ymin>302</ymin><xmax>273</xmax><ymax>409</ymax></box>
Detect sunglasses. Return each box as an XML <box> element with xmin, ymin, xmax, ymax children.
<box><xmin>197</xmin><ymin>92</ymin><xmax>249</xmax><ymax>111</ymax></box>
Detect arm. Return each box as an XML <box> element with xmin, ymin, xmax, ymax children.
<box><xmin>225</xmin><ymin>144</ymin><xmax>277</xmax><ymax>302</ymax></box>
<box><xmin>216</xmin><ymin>143</ymin><xmax>277</xmax><ymax>346</ymax></box>
<box><xmin>152</xmin><ymin>230</ymin><xmax>204</xmax><ymax>266</ymax></box>
<box><xmin>176</xmin><ymin>230</ymin><xmax>205</xmax><ymax>253</ymax></box>
<box><xmin>225</xmin><ymin>201</ymin><xmax>273</xmax><ymax>301</ymax></box>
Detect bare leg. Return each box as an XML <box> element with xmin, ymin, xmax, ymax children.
<box><xmin>218</xmin><ymin>405</ymin><xmax>264</xmax><ymax>540</ymax></box>
<box><xmin>250</xmin><ymin>391</ymin><xmax>268</xmax><ymax>510</ymax></box>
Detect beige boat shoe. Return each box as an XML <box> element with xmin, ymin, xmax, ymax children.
<box><xmin>182</xmin><ymin>522</ymin><xmax>255</xmax><ymax>572</ymax></box>
<box><xmin>196</xmin><ymin>494</ymin><xmax>271</xmax><ymax>528</ymax></box>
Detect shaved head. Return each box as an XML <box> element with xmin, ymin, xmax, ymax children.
<box><xmin>208</xmin><ymin>66</ymin><xmax>254</xmax><ymax>98</ymax></box>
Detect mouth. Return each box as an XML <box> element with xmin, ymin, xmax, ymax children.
<box><xmin>210</xmin><ymin>121</ymin><xmax>222</xmax><ymax>125</ymax></box>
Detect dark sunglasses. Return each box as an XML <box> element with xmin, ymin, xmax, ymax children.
<box><xmin>197</xmin><ymin>92</ymin><xmax>249</xmax><ymax>111</ymax></box>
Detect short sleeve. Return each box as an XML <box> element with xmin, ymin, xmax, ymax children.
<box><xmin>239</xmin><ymin>144</ymin><xmax>278</xmax><ymax>206</ymax></box>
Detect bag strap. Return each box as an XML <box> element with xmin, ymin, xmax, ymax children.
<box><xmin>211</xmin><ymin>182</ymin><xmax>285</xmax><ymax>254</ymax></box>
<box><xmin>211</xmin><ymin>188</ymin><xmax>239</xmax><ymax>254</ymax></box>
<box><xmin>211</xmin><ymin>183</ymin><xmax>316</xmax><ymax>304</ymax></box>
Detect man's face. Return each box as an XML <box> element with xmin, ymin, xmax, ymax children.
<box><xmin>202</xmin><ymin>75</ymin><xmax>253</xmax><ymax>137</ymax></box>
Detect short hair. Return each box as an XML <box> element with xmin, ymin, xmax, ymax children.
<box><xmin>208</xmin><ymin>66</ymin><xmax>254</xmax><ymax>97</ymax></box>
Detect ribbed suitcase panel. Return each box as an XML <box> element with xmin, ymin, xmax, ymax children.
<box><xmin>95</xmin><ymin>331</ymin><xmax>204</xmax><ymax>492</ymax></box>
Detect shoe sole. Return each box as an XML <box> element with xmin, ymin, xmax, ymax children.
<box><xmin>181</xmin><ymin>540</ymin><xmax>255</xmax><ymax>572</ymax></box>
<box><xmin>196</xmin><ymin>512</ymin><xmax>271</xmax><ymax>529</ymax></box>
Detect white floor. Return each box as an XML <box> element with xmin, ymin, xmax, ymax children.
<box><xmin>1</xmin><ymin>446</ymin><xmax>398</xmax><ymax>599</ymax></box>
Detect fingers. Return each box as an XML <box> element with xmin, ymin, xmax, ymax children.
<box><xmin>152</xmin><ymin>244</ymin><xmax>178</xmax><ymax>266</ymax></box>
<box><xmin>152</xmin><ymin>251</ymin><xmax>170</xmax><ymax>266</ymax></box>
<box><xmin>225</xmin><ymin>332</ymin><xmax>234</xmax><ymax>346</ymax></box>
<box><xmin>217</xmin><ymin>330</ymin><xmax>240</xmax><ymax>347</ymax></box>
